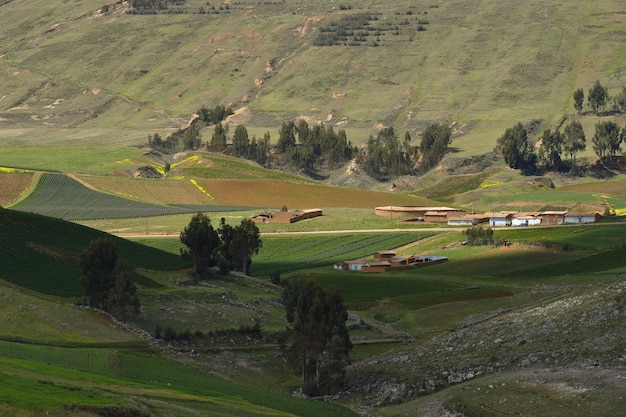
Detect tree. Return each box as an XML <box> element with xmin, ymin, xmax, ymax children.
<box><xmin>277</xmin><ymin>120</ymin><xmax>297</xmax><ymax>153</ymax></box>
<box><xmin>182</xmin><ymin>124</ymin><xmax>202</xmax><ymax>150</ymax></box>
<box><xmin>419</xmin><ymin>123</ymin><xmax>452</xmax><ymax>172</ymax></box>
<box><xmin>463</xmin><ymin>226</ymin><xmax>494</xmax><ymax>246</ymax></box>
<box><xmin>79</xmin><ymin>238</ymin><xmax>139</xmax><ymax>320</ymax></box>
<box><xmin>208</xmin><ymin>122</ymin><xmax>228</xmax><ymax>151</ymax></box>
<box><xmin>538</xmin><ymin>128</ymin><xmax>565</xmax><ymax>171</ymax></box>
<box><xmin>573</xmin><ymin>88</ymin><xmax>585</xmax><ymax>113</ymax></box>
<box><xmin>358</xmin><ymin>127</ymin><xmax>414</xmax><ymax>180</ymax></box>
<box><xmin>180</xmin><ymin>213</ymin><xmax>221</xmax><ymax>278</ymax></box>
<box><xmin>229</xmin><ymin>219</ymin><xmax>262</xmax><ymax>274</ymax></box>
<box><xmin>563</xmin><ymin>120</ymin><xmax>586</xmax><ymax>167</ymax></box>
<box><xmin>495</xmin><ymin>123</ymin><xmax>537</xmax><ymax>175</ymax></box>
<box><xmin>613</xmin><ymin>86</ymin><xmax>626</xmax><ymax>113</ymax></box>
<box><xmin>281</xmin><ymin>278</ymin><xmax>352</xmax><ymax>396</ymax></box>
<box><xmin>588</xmin><ymin>80</ymin><xmax>609</xmax><ymax>114</ymax></box>
<box><xmin>592</xmin><ymin>120</ymin><xmax>622</xmax><ymax>158</ymax></box>
<box><xmin>232</xmin><ymin>124</ymin><xmax>250</xmax><ymax>158</ymax></box>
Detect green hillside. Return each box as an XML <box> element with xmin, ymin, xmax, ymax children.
<box><xmin>0</xmin><ymin>207</ymin><xmax>184</xmax><ymax>295</ymax></box>
<box><xmin>1</xmin><ymin>0</ymin><xmax>626</xmax><ymax>156</ymax></box>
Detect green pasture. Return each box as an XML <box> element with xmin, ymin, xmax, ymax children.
<box><xmin>0</xmin><ymin>341</ymin><xmax>357</xmax><ymax>417</ymax></box>
<box><xmin>250</xmin><ymin>233</ymin><xmax>430</xmax><ymax>277</ymax></box>
<box><xmin>0</xmin><ymin>208</ymin><xmax>184</xmax><ymax>296</ymax></box>
<box><xmin>0</xmin><ymin>145</ymin><xmax>146</xmax><ymax>174</ymax></box>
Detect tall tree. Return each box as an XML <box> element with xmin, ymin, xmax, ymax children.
<box><xmin>588</xmin><ymin>80</ymin><xmax>609</xmax><ymax>114</ymax></box>
<box><xmin>180</xmin><ymin>213</ymin><xmax>221</xmax><ymax>278</ymax></box>
<box><xmin>563</xmin><ymin>120</ymin><xmax>586</xmax><ymax>167</ymax></box>
<box><xmin>495</xmin><ymin>122</ymin><xmax>537</xmax><ymax>175</ymax></box>
<box><xmin>232</xmin><ymin>124</ymin><xmax>250</xmax><ymax>158</ymax></box>
<box><xmin>182</xmin><ymin>124</ymin><xmax>202</xmax><ymax>150</ymax></box>
<box><xmin>419</xmin><ymin>123</ymin><xmax>452</xmax><ymax>173</ymax></box>
<box><xmin>613</xmin><ymin>86</ymin><xmax>626</xmax><ymax>113</ymax></box>
<box><xmin>277</xmin><ymin>120</ymin><xmax>297</xmax><ymax>153</ymax></box>
<box><xmin>208</xmin><ymin>122</ymin><xmax>228</xmax><ymax>151</ymax></box>
<box><xmin>281</xmin><ymin>278</ymin><xmax>352</xmax><ymax>396</ymax></box>
<box><xmin>592</xmin><ymin>120</ymin><xmax>622</xmax><ymax>158</ymax></box>
<box><xmin>80</xmin><ymin>237</ymin><xmax>122</xmax><ymax>309</ymax></box>
<box><xmin>573</xmin><ymin>88</ymin><xmax>584</xmax><ymax>113</ymax></box>
<box><xmin>228</xmin><ymin>219</ymin><xmax>262</xmax><ymax>274</ymax></box>
<box><xmin>79</xmin><ymin>238</ymin><xmax>139</xmax><ymax>320</ymax></box>
<box><xmin>538</xmin><ymin>128</ymin><xmax>565</xmax><ymax>170</ymax></box>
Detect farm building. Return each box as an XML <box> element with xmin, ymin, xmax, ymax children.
<box><xmin>423</xmin><ymin>211</ymin><xmax>450</xmax><ymax>223</ymax></box>
<box><xmin>564</xmin><ymin>212</ymin><xmax>602</xmax><ymax>224</ymax></box>
<box><xmin>511</xmin><ymin>212</ymin><xmax>542</xmax><ymax>227</ymax></box>
<box><xmin>488</xmin><ymin>212</ymin><xmax>516</xmax><ymax>227</ymax></box>
<box><xmin>541</xmin><ymin>210</ymin><xmax>567</xmax><ymax>225</ymax></box>
<box><xmin>447</xmin><ymin>213</ymin><xmax>490</xmax><ymax>226</ymax></box>
<box><xmin>374</xmin><ymin>206</ymin><xmax>462</xmax><ymax>219</ymax></box>
<box><xmin>333</xmin><ymin>259</ymin><xmax>368</xmax><ymax>271</ymax></box>
<box><xmin>373</xmin><ymin>250</ymin><xmax>397</xmax><ymax>261</ymax></box>
<box><xmin>335</xmin><ymin>250</ymin><xmax>448</xmax><ymax>273</ymax></box>
<box><xmin>251</xmin><ymin>208</ymin><xmax>322</xmax><ymax>224</ymax></box>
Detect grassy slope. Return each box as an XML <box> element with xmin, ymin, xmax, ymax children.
<box><xmin>1</xmin><ymin>1</ymin><xmax>626</xmax><ymax>152</ymax></box>
<box><xmin>0</xmin><ymin>208</ymin><xmax>183</xmax><ymax>295</ymax></box>
<box><xmin>0</xmin><ymin>208</ymin><xmax>357</xmax><ymax>417</ymax></box>
<box><xmin>2</xmin><ymin>203</ymin><xmax>626</xmax><ymax>415</ymax></box>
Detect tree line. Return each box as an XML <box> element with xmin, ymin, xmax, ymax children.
<box><xmin>146</xmin><ymin>103</ymin><xmax>457</xmax><ymax>180</ymax></box>
<box><xmin>179</xmin><ymin>214</ymin><xmax>262</xmax><ymax>278</ymax></box>
<box><xmin>496</xmin><ymin>80</ymin><xmax>625</xmax><ymax>175</ymax></box>
<box><xmin>357</xmin><ymin>123</ymin><xmax>452</xmax><ymax>180</ymax></box>
<box><xmin>496</xmin><ymin>119</ymin><xmax>624</xmax><ymax>175</ymax></box>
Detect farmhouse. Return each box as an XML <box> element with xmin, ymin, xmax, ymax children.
<box><xmin>375</xmin><ymin>206</ymin><xmax>462</xmax><ymax>219</ymax></box>
<box><xmin>511</xmin><ymin>212</ymin><xmax>542</xmax><ymax>227</ymax></box>
<box><xmin>334</xmin><ymin>250</ymin><xmax>448</xmax><ymax>273</ymax></box>
<box><xmin>251</xmin><ymin>208</ymin><xmax>322</xmax><ymax>224</ymax></box>
<box><xmin>488</xmin><ymin>212</ymin><xmax>516</xmax><ymax>227</ymax></box>
<box><xmin>541</xmin><ymin>210</ymin><xmax>567</xmax><ymax>225</ymax></box>
<box><xmin>447</xmin><ymin>213</ymin><xmax>490</xmax><ymax>226</ymax></box>
<box><xmin>564</xmin><ymin>212</ymin><xmax>603</xmax><ymax>224</ymax></box>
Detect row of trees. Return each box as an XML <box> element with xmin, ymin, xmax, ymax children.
<box><xmin>357</xmin><ymin>123</ymin><xmax>452</xmax><ymax>180</ymax></box>
<box><xmin>357</xmin><ymin>127</ymin><xmax>413</xmax><ymax>180</ymax></box>
<box><xmin>573</xmin><ymin>80</ymin><xmax>626</xmax><ymax>115</ymax></box>
<box><xmin>276</xmin><ymin>120</ymin><xmax>357</xmax><ymax>171</ymax></box>
<box><xmin>207</xmin><ymin>122</ymin><xmax>272</xmax><ymax>166</ymax></box>
<box><xmin>179</xmin><ymin>214</ymin><xmax>262</xmax><ymax>277</ymax></box>
<box><xmin>496</xmin><ymin>118</ymin><xmax>624</xmax><ymax>174</ymax></box>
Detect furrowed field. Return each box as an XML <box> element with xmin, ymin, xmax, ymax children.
<box><xmin>0</xmin><ymin>170</ymin><xmax>33</xmax><ymax>206</ymax></box>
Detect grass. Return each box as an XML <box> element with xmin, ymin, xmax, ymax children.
<box><xmin>250</xmin><ymin>232</ymin><xmax>430</xmax><ymax>276</ymax></box>
<box><xmin>0</xmin><ymin>341</ymin><xmax>358</xmax><ymax>417</ymax></box>
<box><xmin>0</xmin><ymin>208</ymin><xmax>184</xmax><ymax>296</ymax></box>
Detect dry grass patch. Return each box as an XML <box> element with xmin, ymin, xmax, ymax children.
<box><xmin>76</xmin><ymin>175</ymin><xmax>216</xmax><ymax>205</ymax></box>
<box><xmin>198</xmin><ymin>179</ymin><xmax>437</xmax><ymax>208</ymax></box>
<box><xmin>0</xmin><ymin>172</ymin><xmax>33</xmax><ymax>206</ymax></box>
